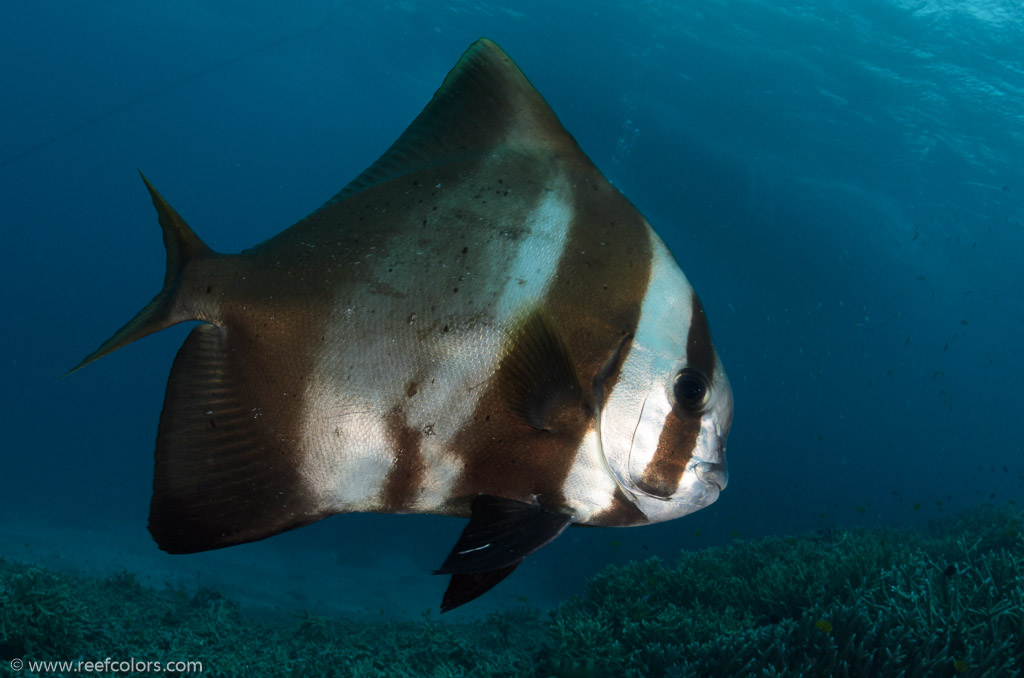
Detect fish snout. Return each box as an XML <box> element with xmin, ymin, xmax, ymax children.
<box><xmin>694</xmin><ymin>460</ymin><xmax>728</xmax><ymax>492</ymax></box>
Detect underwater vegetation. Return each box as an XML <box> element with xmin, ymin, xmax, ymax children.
<box><xmin>1</xmin><ymin>503</ymin><xmax>1021</xmax><ymax>677</ymax></box>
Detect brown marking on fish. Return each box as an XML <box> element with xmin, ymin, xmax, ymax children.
<box><xmin>637</xmin><ymin>413</ymin><xmax>699</xmax><ymax>498</ymax></box>
<box><xmin>636</xmin><ymin>292</ymin><xmax>715</xmax><ymax>497</ymax></box>
<box><xmin>590</xmin><ymin>487</ymin><xmax>649</xmax><ymax>526</ymax></box>
<box><xmin>547</xmin><ymin>178</ymin><xmax>653</xmax><ymax>411</ymax></box>
<box><xmin>685</xmin><ymin>291</ymin><xmax>716</xmax><ymax>380</ymax></box>
<box><xmin>448</xmin><ymin>386</ymin><xmax>592</xmax><ymax>513</ymax></box>
<box><xmin>380</xmin><ymin>410</ymin><xmax>427</xmax><ymax>513</ymax></box>
<box><xmin>447</xmin><ymin>163</ymin><xmax>654</xmax><ymax>511</ymax></box>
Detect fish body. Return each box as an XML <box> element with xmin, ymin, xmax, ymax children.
<box><xmin>73</xmin><ymin>39</ymin><xmax>733</xmax><ymax>610</ymax></box>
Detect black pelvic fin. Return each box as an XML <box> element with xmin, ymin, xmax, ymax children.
<box><xmin>497</xmin><ymin>307</ymin><xmax>584</xmax><ymax>431</ymax></box>
<box><xmin>441</xmin><ymin>563</ymin><xmax>521</xmax><ymax>613</ymax></box>
<box><xmin>433</xmin><ymin>495</ymin><xmax>571</xmax><ymax>612</ymax></box>
<box><xmin>65</xmin><ymin>173</ymin><xmax>214</xmax><ymax>376</ymax></box>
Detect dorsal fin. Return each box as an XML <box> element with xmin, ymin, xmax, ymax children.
<box><xmin>318</xmin><ymin>38</ymin><xmax>587</xmax><ymax>210</ymax></box>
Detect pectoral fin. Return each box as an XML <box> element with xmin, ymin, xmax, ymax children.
<box><xmin>496</xmin><ymin>308</ymin><xmax>585</xmax><ymax>431</ymax></box>
<box><xmin>434</xmin><ymin>494</ymin><xmax>571</xmax><ymax>611</ymax></box>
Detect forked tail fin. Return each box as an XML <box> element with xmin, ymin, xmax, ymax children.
<box><xmin>65</xmin><ymin>172</ymin><xmax>214</xmax><ymax>376</ymax></box>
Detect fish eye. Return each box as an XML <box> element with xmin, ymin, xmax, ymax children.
<box><xmin>673</xmin><ymin>368</ymin><xmax>711</xmax><ymax>412</ymax></box>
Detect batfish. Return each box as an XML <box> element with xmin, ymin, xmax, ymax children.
<box><xmin>71</xmin><ymin>38</ymin><xmax>733</xmax><ymax>611</ymax></box>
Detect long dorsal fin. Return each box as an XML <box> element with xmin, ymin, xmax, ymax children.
<box><xmin>318</xmin><ymin>38</ymin><xmax>587</xmax><ymax>210</ymax></box>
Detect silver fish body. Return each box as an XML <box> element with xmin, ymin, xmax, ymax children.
<box><xmin>73</xmin><ymin>39</ymin><xmax>733</xmax><ymax>611</ymax></box>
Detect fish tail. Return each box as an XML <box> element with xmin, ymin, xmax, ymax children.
<box><xmin>65</xmin><ymin>171</ymin><xmax>215</xmax><ymax>376</ymax></box>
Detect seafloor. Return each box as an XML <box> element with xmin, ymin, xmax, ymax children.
<box><xmin>2</xmin><ymin>503</ymin><xmax>1021</xmax><ymax>677</ymax></box>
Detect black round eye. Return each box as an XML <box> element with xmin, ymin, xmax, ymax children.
<box><xmin>673</xmin><ymin>368</ymin><xmax>710</xmax><ymax>411</ymax></box>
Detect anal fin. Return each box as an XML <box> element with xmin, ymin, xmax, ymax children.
<box><xmin>149</xmin><ymin>323</ymin><xmax>327</xmax><ymax>553</ymax></box>
<box><xmin>433</xmin><ymin>495</ymin><xmax>571</xmax><ymax>611</ymax></box>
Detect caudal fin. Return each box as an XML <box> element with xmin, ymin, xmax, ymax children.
<box><xmin>65</xmin><ymin>172</ymin><xmax>214</xmax><ymax>376</ymax></box>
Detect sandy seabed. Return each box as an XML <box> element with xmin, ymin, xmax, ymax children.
<box><xmin>0</xmin><ymin>510</ymin><xmax>557</xmax><ymax>623</ymax></box>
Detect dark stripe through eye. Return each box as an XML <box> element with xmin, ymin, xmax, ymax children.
<box><xmin>673</xmin><ymin>368</ymin><xmax>710</xmax><ymax>411</ymax></box>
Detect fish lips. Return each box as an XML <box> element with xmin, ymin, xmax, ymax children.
<box><xmin>694</xmin><ymin>459</ymin><xmax>729</xmax><ymax>492</ymax></box>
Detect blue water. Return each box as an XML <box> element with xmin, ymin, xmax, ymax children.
<box><xmin>2</xmin><ymin>0</ymin><xmax>1021</xmax><ymax>618</ymax></box>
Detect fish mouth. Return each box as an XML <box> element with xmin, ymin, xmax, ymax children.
<box><xmin>694</xmin><ymin>460</ymin><xmax>729</xmax><ymax>492</ymax></box>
